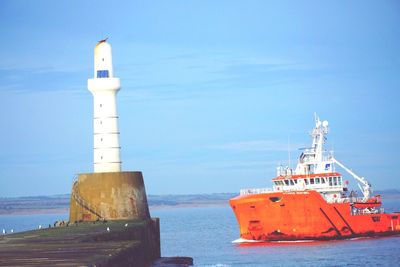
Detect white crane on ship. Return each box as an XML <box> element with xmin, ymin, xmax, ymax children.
<box><xmin>332</xmin><ymin>157</ymin><xmax>372</xmax><ymax>201</ymax></box>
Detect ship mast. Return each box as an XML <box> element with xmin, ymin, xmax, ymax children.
<box><xmin>295</xmin><ymin>114</ymin><xmax>330</xmax><ymax>175</ymax></box>
<box><xmin>311</xmin><ymin>114</ymin><xmax>328</xmax><ymax>163</ymax></box>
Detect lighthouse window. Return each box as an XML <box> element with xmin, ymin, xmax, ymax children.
<box><xmin>97</xmin><ymin>70</ymin><xmax>109</xmax><ymax>78</ymax></box>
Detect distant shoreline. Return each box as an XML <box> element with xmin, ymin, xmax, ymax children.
<box><xmin>0</xmin><ymin>202</ymin><xmax>229</xmax><ymax>216</ymax></box>
<box><xmin>0</xmin><ymin>193</ymin><xmax>233</xmax><ymax>216</ymax></box>
<box><xmin>0</xmin><ymin>208</ymin><xmax>69</xmax><ymax>216</ymax></box>
<box><xmin>1</xmin><ymin>190</ymin><xmax>399</xmax><ymax>216</ymax></box>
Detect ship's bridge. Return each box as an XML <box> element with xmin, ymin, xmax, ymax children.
<box><xmin>240</xmin><ymin>172</ymin><xmax>347</xmax><ymax>203</ymax></box>
<box><xmin>271</xmin><ymin>172</ymin><xmax>347</xmax><ymax>202</ymax></box>
<box><xmin>272</xmin><ymin>172</ymin><xmax>344</xmax><ymax>190</ymax></box>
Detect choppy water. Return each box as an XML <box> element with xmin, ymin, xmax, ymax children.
<box><xmin>1</xmin><ymin>200</ymin><xmax>399</xmax><ymax>266</ymax></box>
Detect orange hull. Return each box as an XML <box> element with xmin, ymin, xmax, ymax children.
<box><xmin>230</xmin><ymin>190</ymin><xmax>400</xmax><ymax>241</ymax></box>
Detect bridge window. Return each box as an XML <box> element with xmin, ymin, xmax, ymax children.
<box><xmin>97</xmin><ymin>70</ymin><xmax>109</xmax><ymax>78</ymax></box>
<box><xmin>315</xmin><ymin>178</ymin><xmax>320</xmax><ymax>184</ymax></box>
<box><xmin>284</xmin><ymin>180</ymin><xmax>289</xmax><ymax>186</ymax></box>
<box><xmin>333</xmin><ymin>177</ymin><xmax>338</xmax><ymax>186</ymax></box>
<box><xmin>289</xmin><ymin>180</ymin><xmax>294</xmax><ymax>186</ymax></box>
<box><xmin>338</xmin><ymin>177</ymin><xmax>342</xmax><ymax>185</ymax></box>
<box><xmin>304</xmin><ymin>179</ymin><xmax>309</xmax><ymax>185</ymax></box>
<box><xmin>328</xmin><ymin>177</ymin><xmax>333</xmax><ymax>186</ymax></box>
<box><xmin>310</xmin><ymin>178</ymin><xmax>315</xmax><ymax>184</ymax></box>
<box><xmin>275</xmin><ymin>181</ymin><xmax>283</xmax><ymax>186</ymax></box>
<box><xmin>321</xmin><ymin>178</ymin><xmax>326</xmax><ymax>184</ymax></box>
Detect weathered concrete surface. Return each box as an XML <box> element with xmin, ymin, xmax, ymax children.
<box><xmin>70</xmin><ymin>171</ymin><xmax>150</xmax><ymax>222</ymax></box>
<box><xmin>151</xmin><ymin>257</ymin><xmax>194</xmax><ymax>267</ymax></box>
<box><xmin>0</xmin><ymin>219</ymin><xmax>160</xmax><ymax>267</ymax></box>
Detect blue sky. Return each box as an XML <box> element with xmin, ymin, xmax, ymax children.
<box><xmin>0</xmin><ymin>1</ymin><xmax>399</xmax><ymax>197</ymax></box>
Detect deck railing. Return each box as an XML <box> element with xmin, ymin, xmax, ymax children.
<box><xmin>333</xmin><ymin>197</ymin><xmax>365</xmax><ymax>203</ymax></box>
<box><xmin>351</xmin><ymin>207</ymin><xmax>384</xmax><ymax>215</ymax></box>
<box><xmin>240</xmin><ymin>188</ymin><xmax>274</xmax><ymax>195</ymax></box>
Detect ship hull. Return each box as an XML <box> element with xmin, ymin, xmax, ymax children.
<box><xmin>230</xmin><ymin>190</ymin><xmax>400</xmax><ymax>241</ymax></box>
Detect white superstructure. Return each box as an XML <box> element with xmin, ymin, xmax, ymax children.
<box><xmin>88</xmin><ymin>40</ymin><xmax>121</xmax><ymax>173</ymax></box>
<box><xmin>241</xmin><ymin>114</ymin><xmax>373</xmax><ymax>203</ymax></box>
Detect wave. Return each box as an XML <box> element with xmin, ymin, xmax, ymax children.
<box><xmin>200</xmin><ymin>264</ymin><xmax>231</xmax><ymax>267</ymax></box>
<box><xmin>232</xmin><ymin>238</ymin><xmax>262</xmax><ymax>243</ymax></box>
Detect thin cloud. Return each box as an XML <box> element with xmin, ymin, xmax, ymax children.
<box><xmin>204</xmin><ymin>160</ymin><xmax>278</xmax><ymax>171</ymax></box>
<box><xmin>214</xmin><ymin>140</ymin><xmax>300</xmax><ymax>152</ymax></box>
<box><xmin>0</xmin><ymin>67</ymin><xmax>86</xmax><ymax>93</ymax></box>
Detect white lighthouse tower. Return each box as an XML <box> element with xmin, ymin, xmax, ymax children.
<box><xmin>88</xmin><ymin>40</ymin><xmax>121</xmax><ymax>173</ymax></box>
<box><xmin>69</xmin><ymin>40</ymin><xmax>151</xmax><ymax>223</ymax></box>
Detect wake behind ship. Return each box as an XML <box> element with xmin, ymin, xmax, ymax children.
<box><xmin>230</xmin><ymin>115</ymin><xmax>400</xmax><ymax>241</ymax></box>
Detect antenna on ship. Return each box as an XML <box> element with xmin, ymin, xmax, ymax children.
<box><xmin>288</xmin><ymin>135</ymin><xmax>291</xmax><ymax>171</ymax></box>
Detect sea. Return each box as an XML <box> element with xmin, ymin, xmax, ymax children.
<box><xmin>1</xmin><ymin>200</ymin><xmax>400</xmax><ymax>267</ymax></box>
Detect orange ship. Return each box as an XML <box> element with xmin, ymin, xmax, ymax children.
<box><xmin>230</xmin><ymin>115</ymin><xmax>400</xmax><ymax>242</ymax></box>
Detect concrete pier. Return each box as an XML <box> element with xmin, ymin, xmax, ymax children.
<box><xmin>0</xmin><ymin>219</ymin><xmax>161</xmax><ymax>266</ymax></box>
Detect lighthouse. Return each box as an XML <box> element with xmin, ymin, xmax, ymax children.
<box><xmin>69</xmin><ymin>40</ymin><xmax>150</xmax><ymax>222</ymax></box>
<box><xmin>88</xmin><ymin>40</ymin><xmax>121</xmax><ymax>173</ymax></box>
